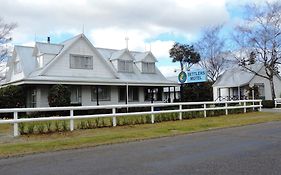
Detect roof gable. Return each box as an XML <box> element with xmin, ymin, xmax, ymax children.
<box><xmin>134</xmin><ymin>51</ymin><xmax>157</xmax><ymax>63</ymax></box>
<box><xmin>39</xmin><ymin>34</ymin><xmax>118</xmax><ymax>78</ymax></box>
<box><xmin>110</xmin><ymin>49</ymin><xmax>134</xmax><ymax>61</ymax></box>
<box><xmin>213</xmin><ymin>64</ymin><xmax>264</xmax><ymax>88</ymax></box>
<box><xmin>33</xmin><ymin>42</ymin><xmax>63</xmax><ymax>56</ymax></box>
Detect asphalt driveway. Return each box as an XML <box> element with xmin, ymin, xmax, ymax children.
<box><xmin>0</xmin><ymin>121</ymin><xmax>281</xmax><ymax>175</ymax></box>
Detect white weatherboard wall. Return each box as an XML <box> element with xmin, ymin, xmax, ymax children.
<box><xmin>34</xmin><ymin>85</ymin><xmax>150</xmax><ymax>107</ymax></box>
<box><xmin>45</xmin><ymin>38</ymin><xmax>115</xmax><ymax>78</ymax></box>
<box><xmin>249</xmin><ymin>75</ymin><xmax>281</xmax><ymax>100</ymax></box>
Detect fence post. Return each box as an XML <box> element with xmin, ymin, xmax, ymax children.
<box><xmin>13</xmin><ymin>112</ymin><xmax>19</xmax><ymax>137</ymax></box>
<box><xmin>225</xmin><ymin>103</ymin><xmax>228</xmax><ymax>115</ymax></box>
<box><xmin>259</xmin><ymin>101</ymin><xmax>262</xmax><ymax>111</ymax></box>
<box><xmin>112</xmin><ymin>108</ymin><xmax>117</xmax><ymax>127</ymax></box>
<box><xmin>151</xmin><ymin>106</ymin><xmax>155</xmax><ymax>124</ymax></box>
<box><xmin>179</xmin><ymin>104</ymin><xmax>182</xmax><ymax>120</ymax></box>
<box><xmin>70</xmin><ymin>110</ymin><xmax>74</xmax><ymax>131</ymax></box>
<box><xmin>244</xmin><ymin>101</ymin><xmax>247</xmax><ymax>113</ymax></box>
<box><xmin>203</xmin><ymin>104</ymin><xmax>207</xmax><ymax>118</ymax></box>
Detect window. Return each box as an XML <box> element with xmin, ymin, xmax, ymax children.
<box><xmin>36</xmin><ymin>56</ymin><xmax>43</xmax><ymax>68</ymax></box>
<box><xmin>118</xmin><ymin>87</ymin><xmax>139</xmax><ymax>102</ymax></box>
<box><xmin>91</xmin><ymin>86</ymin><xmax>111</xmax><ymax>101</ymax></box>
<box><xmin>14</xmin><ymin>61</ymin><xmax>22</xmax><ymax>74</ymax></box>
<box><xmin>142</xmin><ymin>62</ymin><xmax>155</xmax><ymax>73</ymax></box>
<box><xmin>144</xmin><ymin>87</ymin><xmax>163</xmax><ymax>101</ymax></box>
<box><xmin>254</xmin><ymin>83</ymin><xmax>265</xmax><ymax>99</ymax></box>
<box><xmin>70</xmin><ymin>86</ymin><xmax>82</xmax><ymax>104</ymax></box>
<box><xmin>70</xmin><ymin>54</ymin><xmax>93</xmax><ymax>69</ymax></box>
<box><xmin>27</xmin><ymin>88</ymin><xmax>37</xmax><ymax>108</ymax></box>
<box><xmin>118</xmin><ymin>60</ymin><xmax>133</xmax><ymax>72</ymax></box>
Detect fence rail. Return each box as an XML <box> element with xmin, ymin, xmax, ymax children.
<box><xmin>0</xmin><ymin>100</ymin><xmax>262</xmax><ymax>137</ymax></box>
<box><xmin>275</xmin><ymin>98</ymin><xmax>281</xmax><ymax>108</ymax></box>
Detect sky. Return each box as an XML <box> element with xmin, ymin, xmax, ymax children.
<box><xmin>0</xmin><ymin>0</ymin><xmax>273</xmax><ymax>77</ymax></box>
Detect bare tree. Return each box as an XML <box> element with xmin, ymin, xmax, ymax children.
<box><xmin>195</xmin><ymin>25</ymin><xmax>228</xmax><ymax>83</ymax></box>
<box><xmin>233</xmin><ymin>1</ymin><xmax>281</xmax><ymax>100</ymax></box>
<box><xmin>0</xmin><ymin>17</ymin><xmax>16</xmax><ymax>62</ymax></box>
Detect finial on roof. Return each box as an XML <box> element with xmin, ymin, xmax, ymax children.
<box><xmin>125</xmin><ymin>36</ymin><xmax>129</xmax><ymax>49</ymax></box>
<box><xmin>149</xmin><ymin>43</ymin><xmax>152</xmax><ymax>52</ymax></box>
<box><xmin>34</xmin><ymin>33</ymin><xmax>37</xmax><ymax>42</ymax></box>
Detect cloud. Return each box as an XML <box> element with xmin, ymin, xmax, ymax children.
<box><xmin>0</xmin><ymin>0</ymin><xmax>230</xmax><ymax>43</ymax></box>
<box><xmin>3</xmin><ymin>0</ymin><xmax>256</xmax><ymax>70</ymax></box>
<box><xmin>158</xmin><ymin>65</ymin><xmax>178</xmax><ymax>77</ymax></box>
<box><xmin>150</xmin><ymin>40</ymin><xmax>174</xmax><ymax>59</ymax></box>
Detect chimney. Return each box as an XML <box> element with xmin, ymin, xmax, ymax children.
<box><xmin>47</xmin><ymin>37</ymin><xmax>50</xmax><ymax>44</ymax></box>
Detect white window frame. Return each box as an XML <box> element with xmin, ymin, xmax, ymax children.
<box><xmin>70</xmin><ymin>86</ymin><xmax>82</xmax><ymax>104</ymax></box>
<box><xmin>142</xmin><ymin>62</ymin><xmax>155</xmax><ymax>73</ymax></box>
<box><xmin>70</xmin><ymin>54</ymin><xmax>93</xmax><ymax>69</ymax></box>
<box><xmin>254</xmin><ymin>83</ymin><xmax>265</xmax><ymax>99</ymax></box>
<box><xmin>118</xmin><ymin>60</ymin><xmax>133</xmax><ymax>72</ymax></box>
<box><xmin>27</xmin><ymin>88</ymin><xmax>37</xmax><ymax>108</ymax></box>
<box><xmin>14</xmin><ymin>60</ymin><xmax>22</xmax><ymax>74</ymax></box>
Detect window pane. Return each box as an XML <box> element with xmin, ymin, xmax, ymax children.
<box><xmin>118</xmin><ymin>87</ymin><xmax>126</xmax><ymax>101</ymax></box>
<box><xmin>92</xmin><ymin>86</ymin><xmax>110</xmax><ymax>101</ymax></box>
<box><xmin>142</xmin><ymin>62</ymin><xmax>155</xmax><ymax>73</ymax></box>
<box><xmin>70</xmin><ymin>86</ymin><xmax>81</xmax><ymax>104</ymax></box>
<box><xmin>118</xmin><ymin>60</ymin><xmax>133</xmax><ymax>72</ymax></box>
<box><xmin>132</xmin><ymin>87</ymin><xmax>139</xmax><ymax>101</ymax></box>
<box><xmin>70</xmin><ymin>55</ymin><xmax>93</xmax><ymax>69</ymax></box>
<box><xmin>254</xmin><ymin>83</ymin><xmax>265</xmax><ymax>99</ymax></box>
<box><xmin>144</xmin><ymin>87</ymin><xmax>162</xmax><ymax>101</ymax></box>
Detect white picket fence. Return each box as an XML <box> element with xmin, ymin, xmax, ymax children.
<box><xmin>0</xmin><ymin>100</ymin><xmax>262</xmax><ymax>137</ymax></box>
<box><xmin>274</xmin><ymin>98</ymin><xmax>281</xmax><ymax>108</ymax></box>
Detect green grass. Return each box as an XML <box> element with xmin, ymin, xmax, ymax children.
<box><xmin>0</xmin><ymin>112</ymin><xmax>281</xmax><ymax>158</ymax></box>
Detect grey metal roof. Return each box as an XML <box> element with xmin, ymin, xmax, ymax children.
<box><xmin>213</xmin><ymin>64</ymin><xmax>263</xmax><ymax>88</ymax></box>
<box><xmin>110</xmin><ymin>49</ymin><xmax>127</xmax><ymax>60</ymax></box>
<box><xmin>35</xmin><ymin>42</ymin><xmax>63</xmax><ymax>55</ymax></box>
<box><xmin>14</xmin><ymin>46</ymin><xmax>37</xmax><ymax>76</ymax></box>
<box><xmin>4</xmin><ymin>34</ymin><xmax>176</xmax><ymax>86</ymax></box>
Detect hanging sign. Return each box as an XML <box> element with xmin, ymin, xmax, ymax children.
<box><xmin>178</xmin><ymin>71</ymin><xmax>187</xmax><ymax>84</ymax></box>
<box><xmin>186</xmin><ymin>69</ymin><xmax>207</xmax><ymax>83</ymax></box>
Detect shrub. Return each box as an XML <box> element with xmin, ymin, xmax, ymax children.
<box><xmin>48</xmin><ymin>84</ymin><xmax>71</xmax><ymax>107</ymax></box>
<box><xmin>0</xmin><ymin>85</ymin><xmax>25</xmax><ymax>108</ymax></box>
<box><xmin>262</xmin><ymin>100</ymin><xmax>274</xmax><ymax>108</ymax></box>
<box><xmin>37</xmin><ymin>123</ymin><xmax>45</xmax><ymax>134</ymax></box>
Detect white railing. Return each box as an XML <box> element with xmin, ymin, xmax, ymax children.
<box><xmin>275</xmin><ymin>98</ymin><xmax>281</xmax><ymax>108</ymax></box>
<box><xmin>0</xmin><ymin>100</ymin><xmax>262</xmax><ymax>137</ymax></box>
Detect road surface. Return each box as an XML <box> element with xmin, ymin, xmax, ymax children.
<box><xmin>1</xmin><ymin>121</ymin><xmax>281</xmax><ymax>175</ymax></box>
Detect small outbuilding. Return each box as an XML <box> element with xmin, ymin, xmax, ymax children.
<box><xmin>213</xmin><ymin>64</ymin><xmax>281</xmax><ymax>101</ymax></box>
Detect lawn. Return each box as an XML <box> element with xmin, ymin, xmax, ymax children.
<box><xmin>0</xmin><ymin>112</ymin><xmax>281</xmax><ymax>158</ymax></box>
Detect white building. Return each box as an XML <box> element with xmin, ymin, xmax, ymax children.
<box><xmin>2</xmin><ymin>34</ymin><xmax>177</xmax><ymax>107</ymax></box>
<box><xmin>163</xmin><ymin>76</ymin><xmax>180</xmax><ymax>102</ymax></box>
<box><xmin>213</xmin><ymin>64</ymin><xmax>281</xmax><ymax>101</ymax></box>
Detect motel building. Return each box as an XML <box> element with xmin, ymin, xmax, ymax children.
<box><xmin>2</xmin><ymin>34</ymin><xmax>178</xmax><ymax>107</ymax></box>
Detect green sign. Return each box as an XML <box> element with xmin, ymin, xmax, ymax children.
<box><xmin>178</xmin><ymin>71</ymin><xmax>187</xmax><ymax>84</ymax></box>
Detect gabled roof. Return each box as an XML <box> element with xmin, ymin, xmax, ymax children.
<box><xmin>110</xmin><ymin>49</ymin><xmax>134</xmax><ymax>61</ymax></box>
<box><xmin>133</xmin><ymin>51</ymin><xmax>158</xmax><ymax>62</ymax></box>
<box><xmin>3</xmin><ymin>34</ymin><xmax>176</xmax><ymax>86</ymax></box>
<box><xmin>14</xmin><ymin>46</ymin><xmax>37</xmax><ymax>76</ymax></box>
<box><xmin>213</xmin><ymin>64</ymin><xmax>263</xmax><ymax>88</ymax></box>
<box><xmin>33</xmin><ymin>42</ymin><xmax>63</xmax><ymax>55</ymax></box>
<box><xmin>39</xmin><ymin>34</ymin><xmax>119</xmax><ymax>78</ymax></box>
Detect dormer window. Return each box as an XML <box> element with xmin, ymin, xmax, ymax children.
<box><xmin>70</xmin><ymin>54</ymin><xmax>93</xmax><ymax>69</ymax></box>
<box><xmin>37</xmin><ymin>56</ymin><xmax>43</xmax><ymax>68</ymax></box>
<box><xmin>14</xmin><ymin>60</ymin><xmax>22</xmax><ymax>74</ymax></box>
<box><xmin>142</xmin><ymin>62</ymin><xmax>155</xmax><ymax>73</ymax></box>
<box><xmin>118</xmin><ymin>60</ymin><xmax>133</xmax><ymax>72</ymax></box>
